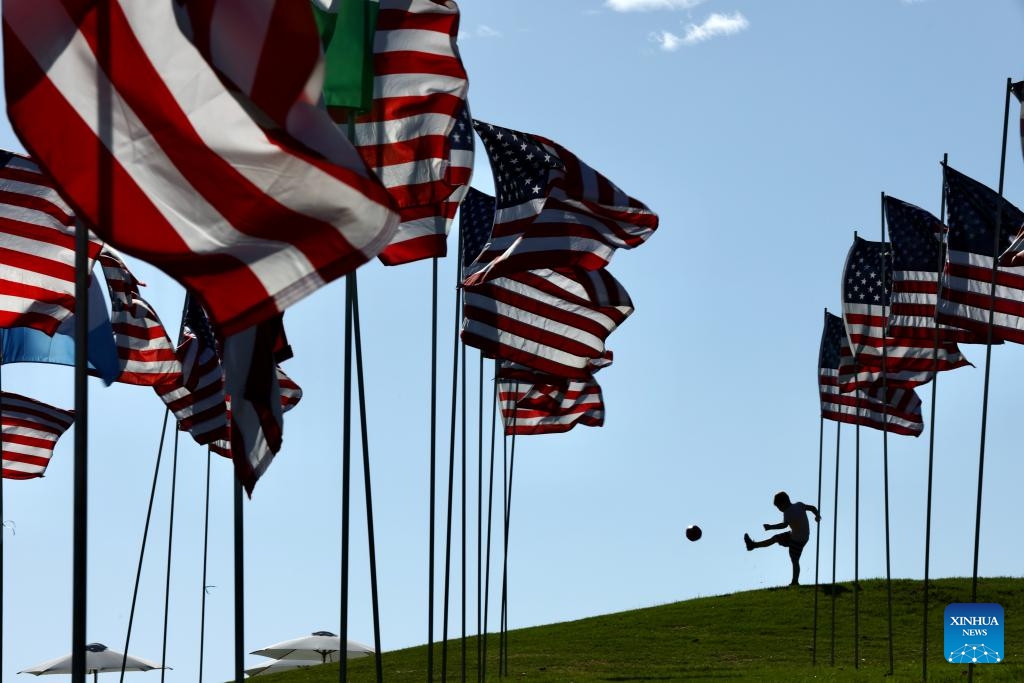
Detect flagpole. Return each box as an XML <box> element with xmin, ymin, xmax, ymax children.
<box><xmin>233</xmin><ymin>474</ymin><xmax>244</xmax><ymax>683</ymax></box>
<box><xmin>811</xmin><ymin>409</ymin><xmax>823</xmax><ymax>665</ymax></box>
<box><xmin>851</xmin><ymin>231</ymin><xmax>860</xmax><ymax>671</ymax></box>
<box><xmin>340</xmin><ymin>271</ymin><xmax>355</xmax><ymax>683</ymax></box>
<box><xmin>830</xmin><ymin>421</ymin><xmax>840</xmax><ymax>667</ymax></box>
<box><xmin>429</xmin><ymin>257</ymin><xmax>438</xmax><ymax>682</ymax></box>
<box><xmin>0</xmin><ymin>373</ymin><xmax>4</xmax><ymax>678</ymax></box>
<box><xmin>481</xmin><ymin>364</ymin><xmax>498</xmax><ymax>681</ymax></box>
<box><xmin>966</xmin><ymin>78</ymin><xmax>1012</xmax><ymax>683</ymax></box>
<box><xmin>198</xmin><ymin>449</ymin><xmax>212</xmax><ymax>683</ymax></box>
<box><xmin>923</xmin><ymin>152</ymin><xmax>949</xmax><ymax>683</ymax></box>
<box><xmin>119</xmin><ymin>412</ymin><xmax>170</xmax><ymax>683</ymax></box>
<box><xmin>460</xmin><ymin>331</ymin><xmax>467</xmax><ymax>681</ymax></box>
<box><xmin>349</xmin><ymin>273</ymin><xmax>384</xmax><ymax>683</ymax></box>
<box><xmin>442</xmin><ymin>224</ymin><xmax>465</xmax><ymax>681</ymax></box>
<box><xmin>159</xmin><ymin>431</ymin><xmax>180</xmax><ymax>682</ymax></box>
<box><xmin>476</xmin><ymin>353</ymin><xmax>484</xmax><ymax>682</ymax></box>
<box><xmin>879</xmin><ymin>192</ymin><xmax>894</xmax><ymax>676</ymax></box>
<box><xmin>971</xmin><ymin>78</ymin><xmax>1012</xmax><ymax>603</ymax></box>
<box><xmin>500</xmin><ymin>398</ymin><xmax>518</xmax><ymax>679</ymax></box>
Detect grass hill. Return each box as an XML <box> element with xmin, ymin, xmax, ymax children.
<box><xmin>244</xmin><ymin>577</ymin><xmax>1023</xmax><ymax>681</ymax></box>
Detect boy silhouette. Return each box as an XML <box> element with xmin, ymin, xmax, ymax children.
<box><xmin>744</xmin><ymin>491</ymin><xmax>820</xmax><ymax>586</ymax></box>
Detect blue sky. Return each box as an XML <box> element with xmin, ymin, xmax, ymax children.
<box><xmin>2</xmin><ymin>0</ymin><xmax>1024</xmax><ymax>680</ymax></box>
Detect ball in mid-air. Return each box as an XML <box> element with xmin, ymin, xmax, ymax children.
<box><xmin>685</xmin><ymin>525</ymin><xmax>702</xmax><ymax>542</ymax></box>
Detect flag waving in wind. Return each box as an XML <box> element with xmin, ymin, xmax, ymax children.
<box><xmin>0</xmin><ymin>151</ymin><xmax>103</xmax><ymax>334</ymax></box>
<box><xmin>1</xmin><ymin>391</ymin><xmax>75</xmax><ymax>479</ymax></box>
<box><xmin>466</xmin><ymin>120</ymin><xmax>658</xmax><ymax>285</ymax></box>
<box><xmin>818</xmin><ymin>312</ymin><xmax>923</xmax><ymax>436</ymax></box>
<box><xmin>841</xmin><ymin>235</ymin><xmax>969</xmax><ymax>374</ymax></box>
<box><xmin>4</xmin><ymin>0</ymin><xmax>399</xmax><ymax>336</ymax></box>
<box><xmin>938</xmin><ymin>165</ymin><xmax>1024</xmax><ymax>343</ymax></box>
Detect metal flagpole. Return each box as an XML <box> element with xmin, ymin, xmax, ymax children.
<box><xmin>233</xmin><ymin>475</ymin><xmax>244</xmax><ymax>683</ymax></box>
<box><xmin>481</xmin><ymin>363</ymin><xmax>498</xmax><ymax>681</ymax></box>
<box><xmin>350</xmin><ymin>273</ymin><xmax>384</xmax><ymax>683</ymax></box>
<box><xmin>160</xmin><ymin>431</ymin><xmax>180</xmax><ymax>682</ymax></box>
<box><xmin>461</xmin><ymin>332</ymin><xmax>467</xmax><ymax>681</ymax></box>
<box><xmin>499</xmin><ymin>406</ymin><xmax>509</xmax><ymax>676</ymax></box>
<box><xmin>812</xmin><ymin>410</ymin><xmax>823</xmax><ymax>665</ymax></box>
<box><xmin>879</xmin><ymin>193</ymin><xmax>894</xmax><ymax>676</ymax></box>
<box><xmin>853</xmin><ymin>419</ymin><xmax>860</xmax><ymax>669</ymax></box>
<box><xmin>967</xmin><ymin>77</ymin><xmax>1012</xmax><ymax>683</ymax></box>
<box><xmin>198</xmin><ymin>449</ymin><xmax>212</xmax><ymax>683</ymax></box>
<box><xmin>476</xmin><ymin>353</ymin><xmax>484</xmax><ymax>682</ymax></box>
<box><xmin>442</xmin><ymin>227</ymin><xmax>464</xmax><ymax>682</ymax></box>
<box><xmin>830</xmin><ymin>421</ymin><xmax>840</xmax><ymax>667</ymax></box>
<box><xmin>120</xmin><ymin>412</ymin><xmax>170</xmax><ymax>683</ymax></box>
<box><xmin>500</xmin><ymin>418</ymin><xmax>517</xmax><ymax>677</ymax></box>
<box><xmin>340</xmin><ymin>271</ymin><xmax>355</xmax><ymax>683</ymax></box>
<box><xmin>429</xmin><ymin>257</ymin><xmax>439</xmax><ymax>682</ymax></box>
<box><xmin>922</xmin><ymin>153</ymin><xmax>949</xmax><ymax>682</ymax></box>
<box><xmin>851</xmin><ymin>230</ymin><xmax>860</xmax><ymax>670</ymax></box>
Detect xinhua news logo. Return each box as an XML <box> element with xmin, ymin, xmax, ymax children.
<box><xmin>944</xmin><ymin>603</ymin><xmax>1003</xmax><ymax>664</ymax></box>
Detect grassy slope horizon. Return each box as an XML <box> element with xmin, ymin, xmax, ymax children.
<box><xmin>241</xmin><ymin>576</ymin><xmax>1023</xmax><ymax>681</ymax></box>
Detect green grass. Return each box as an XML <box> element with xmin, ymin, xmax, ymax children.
<box><xmin>245</xmin><ymin>577</ymin><xmax>1023</xmax><ymax>681</ymax></box>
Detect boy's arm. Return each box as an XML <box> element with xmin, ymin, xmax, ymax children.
<box><xmin>762</xmin><ymin>522</ymin><xmax>786</xmax><ymax>530</ymax></box>
<box><xmin>806</xmin><ymin>504</ymin><xmax>822</xmax><ymax>522</ymax></box>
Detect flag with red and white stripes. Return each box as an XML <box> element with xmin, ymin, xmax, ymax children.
<box><xmin>155</xmin><ymin>298</ymin><xmax>228</xmax><ymax>447</ymax></box>
<box><xmin>1</xmin><ymin>391</ymin><xmax>74</xmax><ymax>479</ymax></box>
<box><xmin>352</xmin><ymin>0</ymin><xmax>470</xmax><ymax>265</ymax></box>
<box><xmin>841</xmin><ymin>235</ymin><xmax>969</xmax><ymax>374</ymax></box>
<box><xmin>98</xmin><ymin>249</ymin><xmax>182</xmax><ymax>386</ymax></box>
<box><xmin>4</xmin><ymin>0</ymin><xmax>399</xmax><ymax>337</ymax></box>
<box><xmin>462</xmin><ymin>267</ymin><xmax>633</xmax><ymax>379</ymax></box>
<box><xmin>465</xmin><ymin>120</ymin><xmax>658</xmax><ymax>286</ymax></box>
<box><xmin>378</xmin><ymin>99</ymin><xmax>475</xmax><ymax>265</ymax></box>
<box><xmin>819</xmin><ymin>312</ymin><xmax>923</xmax><ymax>436</ymax></box>
<box><xmin>497</xmin><ymin>360</ymin><xmax>606</xmax><ymax>435</ymax></box>
<box><xmin>0</xmin><ymin>150</ymin><xmax>102</xmax><ymax>334</ymax></box>
<box><xmin>939</xmin><ymin>166</ymin><xmax>1024</xmax><ymax>343</ymax></box>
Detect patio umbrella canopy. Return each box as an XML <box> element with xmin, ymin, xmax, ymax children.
<box><xmin>19</xmin><ymin>642</ymin><xmax>166</xmax><ymax>682</ymax></box>
<box><xmin>251</xmin><ymin>630</ymin><xmax>374</xmax><ymax>663</ymax></box>
<box><xmin>244</xmin><ymin>658</ymin><xmax>324</xmax><ymax>677</ymax></box>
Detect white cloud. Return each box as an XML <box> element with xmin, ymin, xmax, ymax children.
<box><xmin>607</xmin><ymin>0</ymin><xmax>705</xmax><ymax>11</ymax></box>
<box><xmin>680</xmin><ymin>11</ymin><xmax>749</xmax><ymax>45</ymax></box>
<box><xmin>476</xmin><ymin>24</ymin><xmax>502</xmax><ymax>38</ymax></box>
<box><xmin>650</xmin><ymin>30</ymin><xmax>683</xmax><ymax>52</ymax></box>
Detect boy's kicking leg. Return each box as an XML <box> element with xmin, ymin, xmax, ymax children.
<box><xmin>744</xmin><ymin>532</ymin><xmax>786</xmax><ymax>551</ymax></box>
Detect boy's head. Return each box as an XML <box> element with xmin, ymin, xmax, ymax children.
<box><xmin>773</xmin><ymin>491</ymin><xmax>791</xmax><ymax>511</ymax></box>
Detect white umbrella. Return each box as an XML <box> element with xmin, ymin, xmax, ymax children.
<box><xmin>251</xmin><ymin>631</ymin><xmax>373</xmax><ymax>663</ymax></box>
<box><xmin>19</xmin><ymin>642</ymin><xmax>167</xmax><ymax>682</ymax></box>
<box><xmin>244</xmin><ymin>658</ymin><xmax>323</xmax><ymax>677</ymax></box>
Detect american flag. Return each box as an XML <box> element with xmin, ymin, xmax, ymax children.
<box><xmin>836</xmin><ymin>339</ymin><xmax>933</xmax><ymax>392</ymax></box>
<box><xmin>459</xmin><ymin>187</ymin><xmax>496</xmax><ymax>281</ymax></box>
<box><xmin>354</xmin><ymin>0</ymin><xmax>471</xmax><ymax>265</ymax></box>
<box><xmin>938</xmin><ymin>165</ymin><xmax>1024</xmax><ymax>343</ymax></box>
<box><xmin>97</xmin><ymin>249</ymin><xmax>183</xmax><ymax>386</ymax></box>
<box><xmin>155</xmin><ymin>296</ymin><xmax>228</xmax><ymax>447</ymax></box>
<box><xmin>464</xmin><ymin>120</ymin><xmax>658</xmax><ymax>286</ymax></box>
<box><xmin>222</xmin><ymin>315</ymin><xmax>296</xmax><ymax>494</ymax></box>
<box><xmin>885</xmin><ymin>195</ymin><xmax>987</xmax><ymax>345</ymax></box>
<box><xmin>841</xmin><ymin>236</ymin><xmax>968</xmax><ymax>374</ymax></box>
<box><xmin>462</xmin><ymin>267</ymin><xmax>633</xmax><ymax>379</ymax></box>
<box><xmin>209</xmin><ymin>367</ymin><xmax>302</xmax><ymax>460</ymax></box>
<box><xmin>0</xmin><ymin>150</ymin><xmax>102</xmax><ymax>334</ymax></box>
<box><xmin>1</xmin><ymin>391</ymin><xmax>75</xmax><ymax>479</ymax></box>
<box><xmin>819</xmin><ymin>312</ymin><xmax>923</xmax><ymax>437</ymax></box>
<box><xmin>496</xmin><ymin>360</ymin><xmax>605</xmax><ymax>435</ymax></box>
<box><xmin>4</xmin><ymin>0</ymin><xmax>399</xmax><ymax>337</ymax></box>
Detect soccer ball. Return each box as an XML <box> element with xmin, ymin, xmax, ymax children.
<box><xmin>685</xmin><ymin>525</ymin><xmax>702</xmax><ymax>542</ymax></box>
